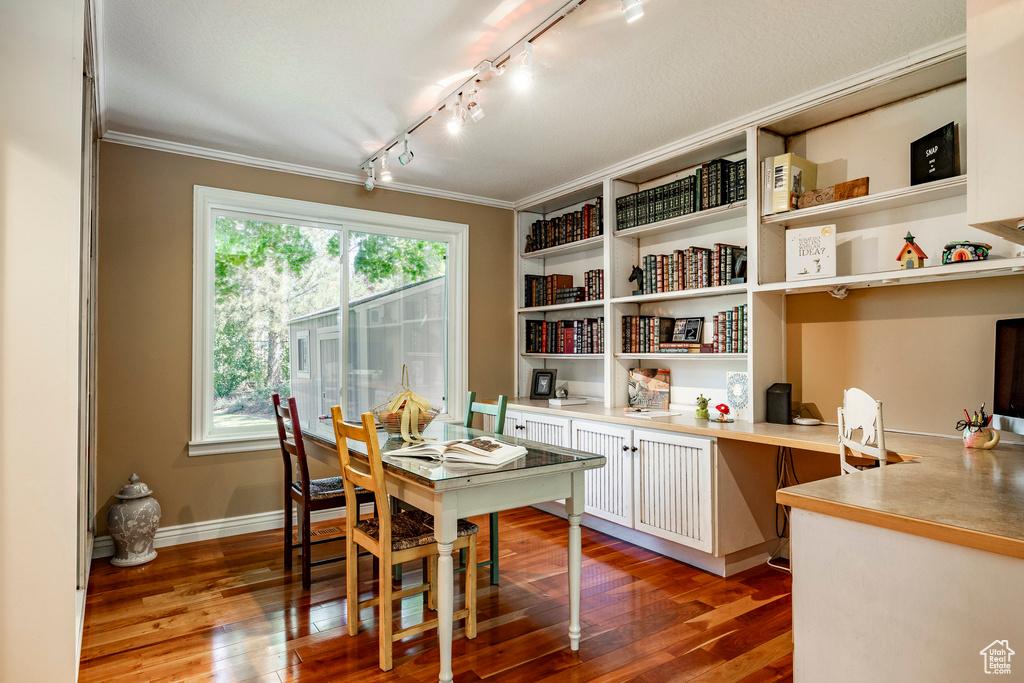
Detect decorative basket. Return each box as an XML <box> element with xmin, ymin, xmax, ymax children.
<box><xmin>371</xmin><ymin>364</ymin><xmax>441</xmax><ymax>442</ymax></box>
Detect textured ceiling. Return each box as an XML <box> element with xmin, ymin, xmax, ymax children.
<box><xmin>100</xmin><ymin>0</ymin><xmax>966</xmax><ymax>204</ymax></box>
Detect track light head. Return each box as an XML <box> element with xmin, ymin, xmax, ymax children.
<box><xmin>379</xmin><ymin>153</ymin><xmax>392</xmax><ymax>182</ymax></box>
<box><xmin>513</xmin><ymin>43</ymin><xmax>533</xmax><ymax>90</ymax></box>
<box><xmin>398</xmin><ymin>134</ymin><xmax>414</xmax><ymax>165</ymax></box>
<box><xmin>362</xmin><ymin>165</ymin><xmax>375</xmax><ymax>191</ymax></box>
<box><xmin>446</xmin><ymin>98</ymin><xmax>465</xmax><ymax>135</ymax></box>
<box><xmin>621</xmin><ymin>0</ymin><xmax>644</xmax><ymax>22</ymax></box>
<box><xmin>467</xmin><ymin>89</ymin><xmax>484</xmax><ymax>122</ymax></box>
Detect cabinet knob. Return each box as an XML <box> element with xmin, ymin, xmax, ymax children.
<box><xmin>621</xmin><ymin>445</ymin><xmax>629</xmax><ymax>452</ymax></box>
<box><xmin>631</xmin><ymin>446</ymin><xmax>638</xmax><ymax>452</ymax></box>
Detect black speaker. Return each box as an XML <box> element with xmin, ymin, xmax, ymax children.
<box><xmin>766</xmin><ymin>383</ymin><xmax>792</xmax><ymax>424</ymax></box>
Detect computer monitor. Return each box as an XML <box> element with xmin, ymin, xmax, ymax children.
<box><xmin>994</xmin><ymin>317</ymin><xmax>1024</xmax><ymax>420</ymax></box>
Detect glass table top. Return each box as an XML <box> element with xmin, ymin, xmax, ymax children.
<box><xmin>329</xmin><ymin>421</ymin><xmax>605</xmax><ymax>486</ymax></box>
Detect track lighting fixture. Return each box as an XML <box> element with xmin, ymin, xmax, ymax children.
<box><xmin>446</xmin><ymin>97</ymin><xmax>465</xmax><ymax>134</ymax></box>
<box><xmin>398</xmin><ymin>134</ymin><xmax>414</xmax><ymax>165</ymax></box>
<box><xmin>467</xmin><ymin>89</ymin><xmax>484</xmax><ymax>122</ymax></box>
<box><xmin>621</xmin><ymin>0</ymin><xmax>644</xmax><ymax>22</ymax></box>
<box><xmin>379</xmin><ymin>152</ymin><xmax>392</xmax><ymax>182</ymax></box>
<box><xmin>362</xmin><ymin>165</ymin><xmax>375</xmax><ymax>191</ymax></box>
<box><xmin>513</xmin><ymin>43</ymin><xmax>533</xmax><ymax>90</ymax></box>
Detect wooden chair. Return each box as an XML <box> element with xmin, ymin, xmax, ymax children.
<box><xmin>838</xmin><ymin>387</ymin><xmax>887</xmax><ymax>475</ymax></box>
<box><xmin>331</xmin><ymin>406</ymin><xmax>478</xmax><ymax>671</ymax></box>
<box><xmin>272</xmin><ymin>394</ymin><xmax>374</xmax><ymax>590</ymax></box>
<box><xmin>463</xmin><ymin>391</ymin><xmax>507</xmax><ymax>584</ymax></box>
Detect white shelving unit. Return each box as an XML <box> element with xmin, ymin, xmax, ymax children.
<box><xmin>513</xmin><ymin>42</ymin><xmax>1022</xmax><ymax>422</ymax></box>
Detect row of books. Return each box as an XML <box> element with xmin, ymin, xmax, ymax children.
<box><xmin>621</xmin><ymin>316</ymin><xmax>715</xmax><ymax>354</ymax></box>
<box><xmin>524</xmin><ymin>272</ymin><xmax>604</xmax><ymax>308</ymax></box>
<box><xmin>615</xmin><ymin>159</ymin><xmax>746</xmax><ymax>231</ymax></box>
<box><xmin>635</xmin><ymin>245</ymin><xmax>746</xmax><ymax>295</ymax></box>
<box><xmin>713</xmin><ymin>304</ymin><xmax>748</xmax><ymax>354</ymax></box>
<box><xmin>524</xmin><ymin>199</ymin><xmax>604</xmax><ymax>253</ymax></box>
<box><xmin>554</xmin><ymin>269</ymin><xmax>604</xmax><ymax>304</ymax></box>
<box><xmin>524</xmin><ymin>318</ymin><xmax>605</xmax><ymax>355</ymax></box>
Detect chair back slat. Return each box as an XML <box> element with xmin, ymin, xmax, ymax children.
<box><xmin>463</xmin><ymin>392</ymin><xmax>508</xmax><ymax>436</ymax></box>
<box><xmin>273</xmin><ymin>393</ymin><xmax>311</xmax><ymax>489</ymax></box>
<box><xmin>838</xmin><ymin>387</ymin><xmax>887</xmax><ymax>474</ymax></box>
<box><xmin>331</xmin><ymin>407</ymin><xmax>391</xmax><ymax>547</ymax></box>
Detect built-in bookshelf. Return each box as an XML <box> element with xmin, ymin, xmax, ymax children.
<box><xmin>513</xmin><ymin>43</ymin><xmax>1023</xmax><ymax>421</ymax></box>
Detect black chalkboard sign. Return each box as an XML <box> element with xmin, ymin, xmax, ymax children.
<box><xmin>910</xmin><ymin>122</ymin><xmax>957</xmax><ymax>185</ymax></box>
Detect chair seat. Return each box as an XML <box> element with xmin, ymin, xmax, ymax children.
<box><xmin>293</xmin><ymin>476</ymin><xmax>349</xmax><ymax>501</ymax></box>
<box><xmin>356</xmin><ymin>508</ymin><xmax>479</xmax><ymax>552</ymax></box>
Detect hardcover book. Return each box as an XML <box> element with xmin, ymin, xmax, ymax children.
<box><xmin>786</xmin><ymin>224</ymin><xmax>837</xmax><ymax>281</ymax></box>
<box><xmin>628</xmin><ymin>368</ymin><xmax>671</xmax><ymax>410</ymax></box>
<box><xmin>911</xmin><ymin>122</ymin><xmax>957</xmax><ymax>186</ymax></box>
<box><xmin>771</xmin><ymin>153</ymin><xmax>817</xmax><ymax>214</ymax></box>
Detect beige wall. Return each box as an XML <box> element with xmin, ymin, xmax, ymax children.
<box><xmin>787</xmin><ymin>275</ymin><xmax>1024</xmax><ymax>435</ymax></box>
<box><xmin>96</xmin><ymin>142</ymin><xmax>514</xmax><ymax>534</ymax></box>
<box><xmin>0</xmin><ymin>0</ymin><xmax>84</xmax><ymax>679</ymax></box>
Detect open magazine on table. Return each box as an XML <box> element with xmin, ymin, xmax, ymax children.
<box><xmin>386</xmin><ymin>437</ymin><xmax>527</xmax><ymax>466</ymax></box>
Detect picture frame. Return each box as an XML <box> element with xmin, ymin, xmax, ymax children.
<box><xmin>529</xmin><ymin>369</ymin><xmax>558</xmax><ymax>400</ymax></box>
<box><xmin>672</xmin><ymin>317</ymin><xmax>704</xmax><ymax>343</ymax></box>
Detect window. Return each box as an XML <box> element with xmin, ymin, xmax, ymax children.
<box><xmin>191</xmin><ymin>186</ymin><xmax>467</xmax><ymax>455</ymax></box>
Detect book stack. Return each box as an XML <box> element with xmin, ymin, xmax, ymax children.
<box><xmin>525</xmin><ymin>269</ymin><xmax>604</xmax><ymax>308</ymax></box>
<box><xmin>525</xmin><ymin>318</ymin><xmax>605</xmax><ymax>354</ymax></box>
<box><xmin>615</xmin><ymin>159</ymin><xmax>746</xmax><ymax>231</ymax></box>
<box><xmin>712</xmin><ymin>304</ymin><xmax>748</xmax><ymax>353</ymax></box>
<box><xmin>523</xmin><ymin>274</ymin><xmax>573</xmax><ymax>307</ymax></box>
<box><xmin>524</xmin><ymin>198</ymin><xmax>604</xmax><ymax>253</ymax></box>
<box><xmin>636</xmin><ymin>245</ymin><xmax>745</xmax><ymax>294</ymax></box>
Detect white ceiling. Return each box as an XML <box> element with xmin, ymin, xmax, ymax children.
<box><xmin>99</xmin><ymin>0</ymin><xmax>966</xmax><ymax>205</ymax></box>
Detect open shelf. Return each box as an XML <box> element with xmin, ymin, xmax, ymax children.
<box><xmin>611</xmin><ymin>283</ymin><xmax>747</xmax><ymax>305</ymax></box>
<box><xmin>520</xmin><ymin>235</ymin><xmax>603</xmax><ymax>260</ymax></box>
<box><xmin>614</xmin><ymin>353</ymin><xmax>747</xmax><ymax>361</ymax></box>
<box><xmin>518</xmin><ymin>300</ymin><xmax>605</xmax><ymax>313</ymax></box>
<box><xmin>522</xmin><ymin>353</ymin><xmax>603</xmax><ymax>359</ymax></box>
<box><xmin>615</xmin><ymin>202</ymin><xmax>747</xmax><ymax>239</ymax></box>
<box><xmin>761</xmin><ymin>176</ymin><xmax>967</xmax><ymax>227</ymax></box>
<box><xmin>756</xmin><ymin>255</ymin><xmax>1024</xmax><ymax>294</ymax></box>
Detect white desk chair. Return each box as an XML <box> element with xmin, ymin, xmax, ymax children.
<box><xmin>838</xmin><ymin>388</ymin><xmax>887</xmax><ymax>475</ymax></box>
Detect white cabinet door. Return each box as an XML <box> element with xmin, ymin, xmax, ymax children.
<box><xmin>632</xmin><ymin>429</ymin><xmax>715</xmax><ymax>553</ymax></box>
<box><xmin>571</xmin><ymin>420</ymin><xmax>632</xmax><ymax>527</ymax></box>
<box><xmin>520</xmin><ymin>411</ymin><xmax>571</xmax><ymax>447</ymax></box>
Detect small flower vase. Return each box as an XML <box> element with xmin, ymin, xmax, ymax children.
<box><xmin>106</xmin><ymin>473</ymin><xmax>161</xmax><ymax>567</ymax></box>
<box><xmin>963</xmin><ymin>428</ymin><xmax>1000</xmax><ymax>450</ymax></box>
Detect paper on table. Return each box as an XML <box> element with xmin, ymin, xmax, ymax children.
<box><xmin>627</xmin><ymin>411</ymin><xmax>680</xmax><ymax>419</ymax></box>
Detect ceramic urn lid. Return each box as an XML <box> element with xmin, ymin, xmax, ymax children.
<box><xmin>115</xmin><ymin>473</ymin><xmax>153</xmax><ymax>500</ymax></box>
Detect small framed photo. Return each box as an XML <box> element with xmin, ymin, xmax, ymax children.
<box><xmin>672</xmin><ymin>317</ymin><xmax>704</xmax><ymax>343</ymax></box>
<box><xmin>529</xmin><ymin>369</ymin><xmax>558</xmax><ymax>400</ymax></box>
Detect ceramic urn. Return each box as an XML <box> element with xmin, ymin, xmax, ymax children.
<box><xmin>106</xmin><ymin>473</ymin><xmax>161</xmax><ymax>567</ymax></box>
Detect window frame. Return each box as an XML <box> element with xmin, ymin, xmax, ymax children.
<box><xmin>190</xmin><ymin>186</ymin><xmax>468</xmax><ymax>456</ymax></box>
<box><xmin>294</xmin><ymin>330</ymin><xmax>311</xmax><ymax>379</ymax></box>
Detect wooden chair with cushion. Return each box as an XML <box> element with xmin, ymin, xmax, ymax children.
<box><xmin>272</xmin><ymin>393</ymin><xmax>374</xmax><ymax>590</ymax></box>
<box><xmin>463</xmin><ymin>391</ymin><xmax>507</xmax><ymax>584</ymax></box>
<box><xmin>331</xmin><ymin>406</ymin><xmax>478</xmax><ymax>671</ymax></box>
<box><xmin>837</xmin><ymin>387</ymin><xmax>888</xmax><ymax>475</ymax></box>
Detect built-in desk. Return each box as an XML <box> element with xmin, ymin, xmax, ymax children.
<box><xmin>777</xmin><ymin>439</ymin><xmax>1024</xmax><ymax>681</ymax></box>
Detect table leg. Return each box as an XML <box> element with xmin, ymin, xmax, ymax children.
<box><xmin>436</xmin><ymin>540</ymin><xmax>454</xmax><ymax>683</ymax></box>
<box><xmin>566</xmin><ymin>471</ymin><xmax>584</xmax><ymax>651</ymax></box>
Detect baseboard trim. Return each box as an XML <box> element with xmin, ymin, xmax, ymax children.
<box><xmin>92</xmin><ymin>503</ymin><xmax>373</xmax><ymax>559</ymax></box>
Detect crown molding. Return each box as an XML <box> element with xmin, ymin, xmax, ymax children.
<box><xmin>100</xmin><ymin>131</ymin><xmax>515</xmax><ymax>210</ymax></box>
<box><xmin>514</xmin><ymin>33</ymin><xmax>967</xmax><ymax>212</ymax></box>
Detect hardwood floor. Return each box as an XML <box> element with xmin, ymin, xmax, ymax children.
<box><xmin>81</xmin><ymin>508</ymin><xmax>793</xmax><ymax>682</ymax></box>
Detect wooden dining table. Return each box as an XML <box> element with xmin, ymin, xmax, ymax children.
<box><xmin>324</xmin><ymin>420</ymin><xmax>606</xmax><ymax>683</ymax></box>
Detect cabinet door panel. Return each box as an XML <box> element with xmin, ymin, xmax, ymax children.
<box><xmin>571</xmin><ymin>420</ymin><xmax>632</xmax><ymax>527</ymax></box>
<box><xmin>521</xmin><ymin>412</ymin><xmax>571</xmax><ymax>447</ymax></box>
<box><xmin>632</xmin><ymin>429</ymin><xmax>715</xmax><ymax>553</ymax></box>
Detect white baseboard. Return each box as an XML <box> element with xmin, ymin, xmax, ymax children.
<box><xmin>92</xmin><ymin>503</ymin><xmax>373</xmax><ymax>559</ymax></box>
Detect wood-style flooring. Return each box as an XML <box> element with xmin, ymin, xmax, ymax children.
<box><xmin>81</xmin><ymin>507</ymin><xmax>793</xmax><ymax>682</ymax></box>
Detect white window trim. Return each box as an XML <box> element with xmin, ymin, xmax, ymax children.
<box><xmin>294</xmin><ymin>330</ymin><xmax>311</xmax><ymax>379</ymax></box>
<box><xmin>190</xmin><ymin>185</ymin><xmax>468</xmax><ymax>456</ymax></box>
